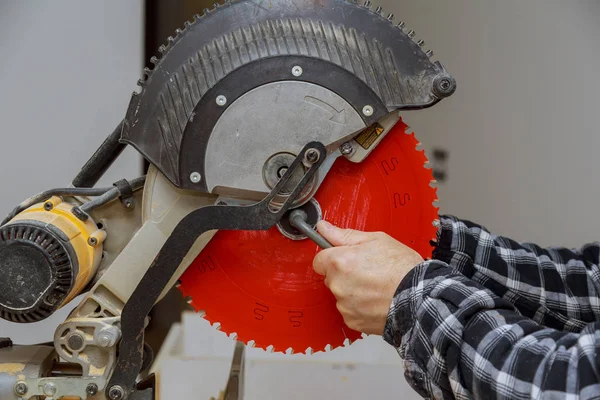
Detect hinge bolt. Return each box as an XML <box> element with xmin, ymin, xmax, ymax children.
<box><xmin>362</xmin><ymin>105</ymin><xmax>374</xmax><ymax>117</ymax></box>
<box><xmin>86</xmin><ymin>383</ymin><xmax>99</xmax><ymax>396</ymax></box>
<box><xmin>108</xmin><ymin>385</ymin><xmax>125</xmax><ymax>400</ymax></box>
<box><xmin>340</xmin><ymin>142</ymin><xmax>355</xmax><ymax>156</ymax></box>
<box><xmin>14</xmin><ymin>382</ymin><xmax>28</xmax><ymax>396</ymax></box>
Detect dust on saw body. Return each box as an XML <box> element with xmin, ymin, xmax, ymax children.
<box><xmin>0</xmin><ymin>197</ymin><xmax>104</xmax><ymax>323</ymax></box>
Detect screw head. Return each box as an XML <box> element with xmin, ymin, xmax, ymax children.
<box><xmin>86</xmin><ymin>383</ymin><xmax>98</xmax><ymax>396</ymax></box>
<box><xmin>44</xmin><ymin>202</ymin><xmax>53</xmax><ymax>211</ymax></box>
<box><xmin>362</xmin><ymin>105</ymin><xmax>374</xmax><ymax>117</ymax></box>
<box><xmin>88</xmin><ymin>237</ymin><xmax>98</xmax><ymax>247</ymax></box>
<box><xmin>291</xmin><ymin>65</ymin><xmax>303</xmax><ymax>77</ymax></box>
<box><xmin>190</xmin><ymin>172</ymin><xmax>202</xmax><ymax>184</ymax></box>
<box><xmin>43</xmin><ymin>382</ymin><xmax>57</xmax><ymax>396</ymax></box>
<box><xmin>124</xmin><ymin>199</ymin><xmax>134</xmax><ymax>209</ymax></box>
<box><xmin>216</xmin><ymin>95</ymin><xmax>227</xmax><ymax>107</ymax></box>
<box><xmin>434</xmin><ymin>76</ymin><xmax>456</xmax><ymax>97</ymax></box>
<box><xmin>14</xmin><ymin>382</ymin><xmax>27</xmax><ymax>396</ymax></box>
<box><xmin>304</xmin><ymin>149</ymin><xmax>320</xmax><ymax>164</ymax></box>
<box><xmin>340</xmin><ymin>142</ymin><xmax>354</xmax><ymax>155</ymax></box>
<box><xmin>109</xmin><ymin>385</ymin><xmax>125</xmax><ymax>400</ymax></box>
<box><xmin>67</xmin><ymin>332</ymin><xmax>85</xmax><ymax>351</ymax></box>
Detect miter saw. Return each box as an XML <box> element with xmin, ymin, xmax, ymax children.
<box><xmin>0</xmin><ymin>1</ymin><xmax>455</xmax><ymax>399</ymax></box>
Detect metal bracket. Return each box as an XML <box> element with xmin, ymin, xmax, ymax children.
<box><xmin>106</xmin><ymin>142</ymin><xmax>327</xmax><ymax>399</ymax></box>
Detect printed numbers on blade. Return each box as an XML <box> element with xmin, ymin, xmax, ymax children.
<box><xmin>196</xmin><ymin>255</ymin><xmax>217</xmax><ymax>273</ymax></box>
<box><xmin>288</xmin><ymin>311</ymin><xmax>303</xmax><ymax>328</ymax></box>
<box><xmin>380</xmin><ymin>157</ymin><xmax>400</xmax><ymax>176</ymax></box>
<box><xmin>393</xmin><ymin>192</ymin><xmax>411</xmax><ymax>208</ymax></box>
<box><xmin>254</xmin><ymin>302</ymin><xmax>270</xmax><ymax>321</ymax></box>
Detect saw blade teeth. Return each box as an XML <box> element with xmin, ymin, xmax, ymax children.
<box><xmin>430</xmin><ymin>180</ymin><xmax>438</xmax><ymax>188</ymax></box>
<box><xmin>247</xmin><ymin>340</ymin><xmax>256</xmax><ymax>348</ymax></box>
<box><xmin>305</xmin><ymin>347</ymin><xmax>314</xmax><ymax>355</ymax></box>
<box><xmin>197</xmin><ymin>310</ymin><xmax>206</xmax><ymax>318</ymax></box>
<box><xmin>285</xmin><ymin>348</ymin><xmax>294</xmax><ymax>355</ymax></box>
<box><xmin>213</xmin><ymin>322</ymin><xmax>222</xmax><ymax>331</ymax></box>
<box><xmin>433</xmin><ymin>219</ymin><xmax>441</xmax><ymax>228</ymax></box>
<box><xmin>266</xmin><ymin>345</ymin><xmax>275</xmax><ymax>353</ymax></box>
<box><xmin>167</xmin><ymin>36</ymin><xmax>175</xmax><ymax>43</ymax></box>
<box><xmin>361</xmin><ymin>333</ymin><xmax>368</xmax><ymax>339</ymax></box>
<box><xmin>193</xmin><ymin>14</ymin><xmax>202</xmax><ymax>22</ymax></box>
<box><xmin>203</xmin><ymin>8</ymin><xmax>211</xmax><ymax>15</ymax></box>
<box><xmin>387</xmin><ymin>13</ymin><xmax>395</xmax><ymax>21</ymax></box>
<box><xmin>229</xmin><ymin>333</ymin><xmax>238</xmax><ymax>340</ymax></box>
<box><xmin>362</xmin><ymin>1</ymin><xmax>372</xmax><ymax>9</ymax></box>
<box><xmin>426</xmin><ymin>49</ymin><xmax>434</xmax><ymax>58</ymax></box>
<box><xmin>150</xmin><ymin>56</ymin><xmax>159</xmax><ymax>65</ymax></box>
<box><xmin>397</xmin><ymin>21</ymin><xmax>406</xmax><ymax>29</ymax></box>
<box><xmin>375</xmin><ymin>6</ymin><xmax>383</xmax><ymax>14</ymax></box>
<box><xmin>343</xmin><ymin>339</ymin><xmax>351</xmax><ymax>347</ymax></box>
<box><xmin>417</xmin><ymin>39</ymin><xmax>425</xmax><ymax>47</ymax></box>
<box><xmin>184</xmin><ymin>21</ymin><xmax>192</xmax><ymax>29</ymax></box>
<box><xmin>407</xmin><ymin>30</ymin><xmax>416</xmax><ymax>38</ymax></box>
<box><xmin>137</xmin><ymin>79</ymin><xmax>145</xmax><ymax>88</ymax></box>
<box><xmin>325</xmin><ymin>344</ymin><xmax>333</xmax><ymax>352</ymax></box>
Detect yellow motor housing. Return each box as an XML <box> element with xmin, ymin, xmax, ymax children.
<box><xmin>0</xmin><ymin>196</ymin><xmax>104</xmax><ymax>323</ymax></box>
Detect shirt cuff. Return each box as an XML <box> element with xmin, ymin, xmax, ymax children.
<box><xmin>382</xmin><ymin>260</ymin><xmax>454</xmax><ymax>349</ymax></box>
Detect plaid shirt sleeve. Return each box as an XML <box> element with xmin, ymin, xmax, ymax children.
<box><xmin>383</xmin><ymin>215</ymin><xmax>600</xmax><ymax>399</ymax></box>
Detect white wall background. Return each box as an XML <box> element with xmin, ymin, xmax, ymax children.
<box><xmin>382</xmin><ymin>0</ymin><xmax>600</xmax><ymax>248</ymax></box>
<box><xmin>0</xmin><ymin>1</ymin><xmax>599</xmax><ymax>399</ymax></box>
<box><xmin>0</xmin><ymin>0</ymin><xmax>144</xmax><ymax>341</ymax></box>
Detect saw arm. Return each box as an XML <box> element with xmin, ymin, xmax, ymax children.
<box><xmin>0</xmin><ymin>1</ymin><xmax>455</xmax><ymax>399</ymax></box>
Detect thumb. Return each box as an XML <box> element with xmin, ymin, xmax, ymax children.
<box><xmin>316</xmin><ymin>220</ymin><xmax>374</xmax><ymax>246</ymax></box>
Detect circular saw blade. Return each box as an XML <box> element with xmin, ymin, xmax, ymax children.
<box><xmin>179</xmin><ymin>119</ymin><xmax>438</xmax><ymax>354</ymax></box>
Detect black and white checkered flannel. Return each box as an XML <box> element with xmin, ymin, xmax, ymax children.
<box><xmin>383</xmin><ymin>215</ymin><xmax>600</xmax><ymax>399</ymax></box>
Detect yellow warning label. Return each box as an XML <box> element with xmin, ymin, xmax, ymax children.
<box><xmin>355</xmin><ymin>123</ymin><xmax>384</xmax><ymax>150</ymax></box>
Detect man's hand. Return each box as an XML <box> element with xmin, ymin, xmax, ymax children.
<box><xmin>313</xmin><ymin>221</ymin><xmax>424</xmax><ymax>335</ymax></box>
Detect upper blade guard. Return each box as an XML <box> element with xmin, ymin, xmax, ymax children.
<box><xmin>121</xmin><ymin>0</ymin><xmax>455</xmax><ymax>191</ymax></box>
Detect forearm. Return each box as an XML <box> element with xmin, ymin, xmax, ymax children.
<box><xmin>384</xmin><ymin>261</ymin><xmax>600</xmax><ymax>399</ymax></box>
<box><xmin>433</xmin><ymin>215</ymin><xmax>600</xmax><ymax>329</ymax></box>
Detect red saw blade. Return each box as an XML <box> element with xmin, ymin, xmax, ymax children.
<box><xmin>179</xmin><ymin>119</ymin><xmax>438</xmax><ymax>354</ymax></box>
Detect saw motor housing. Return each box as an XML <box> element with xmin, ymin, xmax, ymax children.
<box><xmin>0</xmin><ymin>197</ymin><xmax>104</xmax><ymax>323</ymax></box>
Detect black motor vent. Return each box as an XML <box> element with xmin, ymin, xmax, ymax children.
<box><xmin>0</xmin><ymin>221</ymin><xmax>78</xmax><ymax>323</ymax></box>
